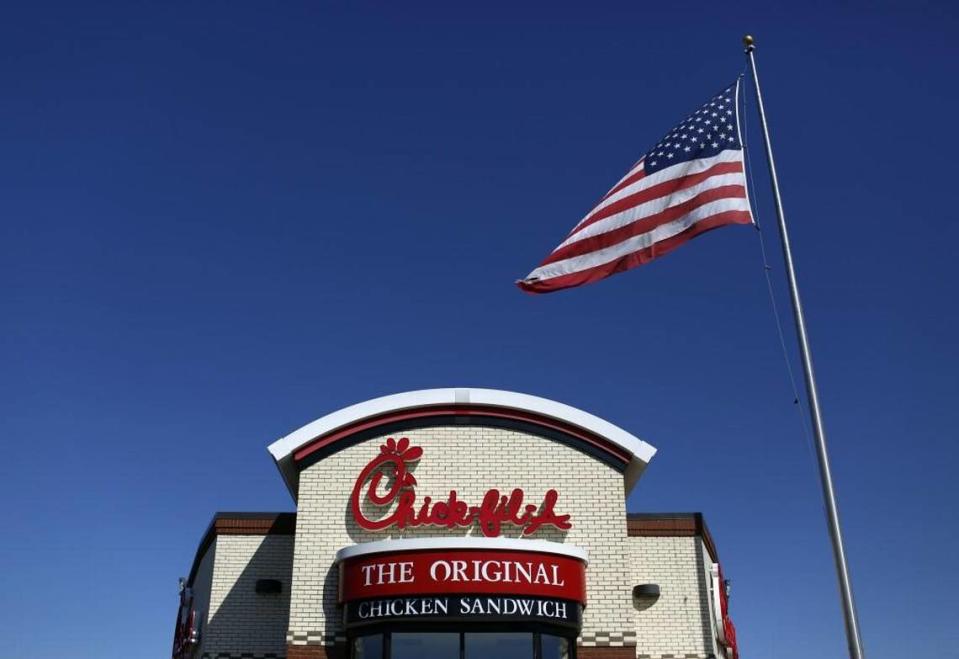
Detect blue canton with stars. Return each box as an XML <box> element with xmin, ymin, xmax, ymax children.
<box><xmin>641</xmin><ymin>80</ymin><xmax>742</xmax><ymax>175</ymax></box>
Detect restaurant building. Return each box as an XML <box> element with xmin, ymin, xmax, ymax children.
<box><xmin>172</xmin><ymin>388</ymin><xmax>738</xmax><ymax>659</ymax></box>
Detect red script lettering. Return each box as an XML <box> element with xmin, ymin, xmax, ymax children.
<box><xmin>349</xmin><ymin>437</ymin><xmax>572</xmax><ymax>537</ymax></box>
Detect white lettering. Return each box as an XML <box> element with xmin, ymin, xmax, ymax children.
<box><xmin>481</xmin><ymin>561</ymin><xmax>502</xmax><ymax>582</ymax></box>
<box><xmin>515</xmin><ymin>562</ymin><xmax>532</xmax><ymax>583</ymax></box>
<box><xmin>430</xmin><ymin>560</ymin><xmax>450</xmax><ymax>582</ymax></box>
<box><xmin>398</xmin><ymin>561</ymin><xmax>414</xmax><ymax>583</ymax></box>
<box><xmin>361</xmin><ymin>564</ymin><xmax>375</xmax><ymax>587</ymax></box>
<box><xmin>376</xmin><ymin>562</ymin><xmax>398</xmax><ymax>585</ymax></box>
<box><xmin>534</xmin><ymin>563</ymin><xmax>549</xmax><ymax>584</ymax></box>
<box><xmin>353</xmin><ymin>594</ymin><xmax>572</xmax><ymax>624</ymax></box>
<box><xmin>555</xmin><ymin>601</ymin><xmax>567</xmax><ymax>619</ymax></box>
<box><xmin>550</xmin><ymin>564</ymin><xmax>565</xmax><ymax>586</ymax></box>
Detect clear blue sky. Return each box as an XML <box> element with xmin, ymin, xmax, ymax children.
<box><xmin>2</xmin><ymin>1</ymin><xmax>956</xmax><ymax>657</ymax></box>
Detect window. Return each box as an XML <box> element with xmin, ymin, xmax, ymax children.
<box><xmin>353</xmin><ymin>634</ymin><xmax>384</xmax><ymax>659</ymax></box>
<box><xmin>392</xmin><ymin>633</ymin><xmax>459</xmax><ymax>659</ymax></box>
<box><xmin>541</xmin><ymin>634</ymin><xmax>571</xmax><ymax>659</ymax></box>
<box><xmin>351</xmin><ymin>632</ymin><xmax>575</xmax><ymax>659</ymax></box>
<box><xmin>464</xmin><ymin>632</ymin><xmax>532</xmax><ymax>659</ymax></box>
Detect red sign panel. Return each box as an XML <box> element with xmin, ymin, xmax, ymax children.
<box><xmin>350</xmin><ymin>438</ymin><xmax>572</xmax><ymax>537</ymax></box>
<box><xmin>340</xmin><ymin>549</ymin><xmax>586</xmax><ymax>604</ymax></box>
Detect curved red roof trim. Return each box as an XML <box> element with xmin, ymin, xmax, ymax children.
<box><xmin>291</xmin><ymin>404</ymin><xmax>632</xmax><ymax>466</ymax></box>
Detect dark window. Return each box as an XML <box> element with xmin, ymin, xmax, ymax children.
<box><xmin>391</xmin><ymin>632</ymin><xmax>459</xmax><ymax>659</ymax></box>
<box><xmin>351</xmin><ymin>631</ymin><xmax>574</xmax><ymax>659</ymax></box>
<box><xmin>464</xmin><ymin>632</ymin><xmax>533</xmax><ymax>659</ymax></box>
<box><xmin>353</xmin><ymin>634</ymin><xmax>384</xmax><ymax>659</ymax></box>
<box><xmin>541</xmin><ymin>634</ymin><xmax>571</xmax><ymax>659</ymax></box>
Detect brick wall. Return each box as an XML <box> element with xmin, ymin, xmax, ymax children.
<box><xmin>286</xmin><ymin>646</ymin><xmax>344</xmax><ymax>659</ymax></box>
<box><xmin>288</xmin><ymin>425</ymin><xmax>636</xmax><ymax>649</ymax></box>
<box><xmin>200</xmin><ymin>534</ymin><xmax>294</xmax><ymax>658</ymax></box>
<box><xmin>628</xmin><ymin>535</ymin><xmax>715</xmax><ymax>659</ymax></box>
<box><xmin>578</xmin><ymin>648</ymin><xmax>640</xmax><ymax>659</ymax></box>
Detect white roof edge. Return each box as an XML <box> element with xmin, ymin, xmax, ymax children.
<box><xmin>335</xmin><ymin>536</ymin><xmax>589</xmax><ymax>564</ymax></box>
<box><xmin>268</xmin><ymin>387</ymin><xmax>656</xmax><ymax>465</ymax></box>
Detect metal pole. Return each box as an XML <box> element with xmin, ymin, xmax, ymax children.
<box><xmin>742</xmin><ymin>34</ymin><xmax>865</xmax><ymax>659</ymax></box>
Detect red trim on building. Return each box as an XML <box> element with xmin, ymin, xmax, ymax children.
<box><xmin>291</xmin><ymin>405</ymin><xmax>632</xmax><ymax>466</ymax></box>
<box><xmin>626</xmin><ymin>512</ymin><xmax>719</xmax><ymax>562</ymax></box>
<box><xmin>186</xmin><ymin>512</ymin><xmax>295</xmax><ymax>586</ymax></box>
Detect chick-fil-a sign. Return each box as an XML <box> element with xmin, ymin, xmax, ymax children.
<box><xmin>340</xmin><ymin>548</ymin><xmax>586</xmax><ymax>603</ymax></box>
<box><xmin>349</xmin><ymin>437</ymin><xmax>572</xmax><ymax>537</ymax></box>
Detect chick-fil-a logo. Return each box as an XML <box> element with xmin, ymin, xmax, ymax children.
<box><xmin>349</xmin><ymin>437</ymin><xmax>572</xmax><ymax>537</ymax></box>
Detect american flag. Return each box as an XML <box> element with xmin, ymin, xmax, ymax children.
<box><xmin>518</xmin><ymin>79</ymin><xmax>753</xmax><ymax>294</ymax></box>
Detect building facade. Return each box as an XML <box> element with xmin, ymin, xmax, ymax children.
<box><xmin>172</xmin><ymin>388</ymin><xmax>738</xmax><ymax>659</ymax></box>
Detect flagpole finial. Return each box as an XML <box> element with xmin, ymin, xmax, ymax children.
<box><xmin>743</xmin><ymin>34</ymin><xmax>756</xmax><ymax>52</ymax></box>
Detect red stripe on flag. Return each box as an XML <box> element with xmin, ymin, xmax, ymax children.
<box><xmin>571</xmin><ymin>161</ymin><xmax>744</xmax><ymax>236</ymax></box>
<box><xmin>517</xmin><ymin>211</ymin><xmax>752</xmax><ymax>294</ymax></box>
<box><xmin>542</xmin><ymin>185</ymin><xmax>747</xmax><ymax>266</ymax></box>
<box><xmin>600</xmin><ymin>164</ymin><xmax>647</xmax><ymax>202</ymax></box>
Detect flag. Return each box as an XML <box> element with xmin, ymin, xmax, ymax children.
<box><xmin>517</xmin><ymin>79</ymin><xmax>753</xmax><ymax>294</ymax></box>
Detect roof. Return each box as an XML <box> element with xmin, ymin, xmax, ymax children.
<box><xmin>627</xmin><ymin>512</ymin><xmax>719</xmax><ymax>562</ymax></box>
<box><xmin>267</xmin><ymin>388</ymin><xmax>657</xmax><ymax>500</ymax></box>
<box><xmin>186</xmin><ymin>512</ymin><xmax>295</xmax><ymax>586</ymax></box>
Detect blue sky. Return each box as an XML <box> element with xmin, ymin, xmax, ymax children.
<box><xmin>2</xmin><ymin>1</ymin><xmax>957</xmax><ymax>657</ymax></box>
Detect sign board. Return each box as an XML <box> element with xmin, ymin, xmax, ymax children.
<box><xmin>350</xmin><ymin>438</ymin><xmax>572</xmax><ymax>537</ymax></box>
<box><xmin>344</xmin><ymin>595</ymin><xmax>581</xmax><ymax>630</ymax></box>
<box><xmin>339</xmin><ymin>548</ymin><xmax>586</xmax><ymax>603</ymax></box>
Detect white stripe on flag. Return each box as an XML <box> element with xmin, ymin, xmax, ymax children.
<box><xmin>576</xmin><ymin>149</ymin><xmax>743</xmax><ymax>226</ymax></box>
<box><xmin>557</xmin><ymin>171</ymin><xmax>747</xmax><ymax>250</ymax></box>
<box><xmin>526</xmin><ymin>197</ymin><xmax>752</xmax><ymax>281</ymax></box>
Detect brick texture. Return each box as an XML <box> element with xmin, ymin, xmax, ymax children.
<box><xmin>288</xmin><ymin>426</ymin><xmax>635</xmax><ymax>645</ymax></box>
<box><xmin>628</xmin><ymin>535</ymin><xmax>719</xmax><ymax>658</ymax></box>
<box><xmin>578</xmin><ymin>647</ymin><xmax>638</xmax><ymax>659</ymax></box>
<box><xmin>287</xmin><ymin>643</ymin><xmax>347</xmax><ymax>659</ymax></box>
<box><xmin>201</xmin><ymin>534</ymin><xmax>294</xmax><ymax>657</ymax></box>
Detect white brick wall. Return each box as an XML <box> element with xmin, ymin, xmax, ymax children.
<box><xmin>201</xmin><ymin>534</ymin><xmax>294</xmax><ymax>656</ymax></box>
<box><xmin>288</xmin><ymin>426</ymin><xmax>634</xmax><ymax>645</ymax></box>
<box><xmin>628</xmin><ymin>535</ymin><xmax>715</xmax><ymax>658</ymax></box>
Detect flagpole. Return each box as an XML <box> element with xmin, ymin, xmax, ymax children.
<box><xmin>742</xmin><ymin>34</ymin><xmax>866</xmax><ymax>659</ymax></box>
